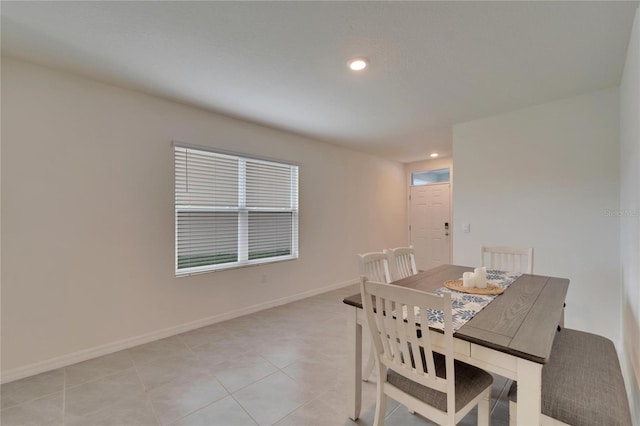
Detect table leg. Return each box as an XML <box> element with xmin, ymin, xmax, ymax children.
<box><xmin>346</xmin><ymin>305</ymin><xmax>362</xmax><ymax>420</ymax></box>
<box><xmin>516</xmin><ymin>357</ymin><xmax>542</xmax><ymax>425</ymax></box>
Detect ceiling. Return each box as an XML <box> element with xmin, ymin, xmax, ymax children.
<box><xmin>2</xmin><ymin>1</ymin><xmax>638</xmax><ymax>163</ymax></box>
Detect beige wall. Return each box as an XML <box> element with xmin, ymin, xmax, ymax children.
<box><xmin>452</xmin><ymin>88</ymin><xmax>621</xmax><ymax>345</ymax></box>
<box><xmin>620</xmin><ymin>6</ymin><xmax>640</xmax><ymax>421</ymax></box>
<box><xmin>0</xmin><ymin>58</ymin><xmax>407</xmax><ymax>379</ymax></box>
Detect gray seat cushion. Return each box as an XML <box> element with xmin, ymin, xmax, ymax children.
<box><xmin>387</xmin><ymin>352</ymin><xmax>493</xmax><ymax>412</ymax></box>
<box><xmin>508</xmin><ymin>328</ymin><xmax>632</xmax><ymax>426</ymax></box>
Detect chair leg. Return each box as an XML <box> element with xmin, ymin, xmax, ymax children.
<box><xmin>373</xmin><ymin>384</ymin><xmax>387</xmax><ymax>426</ymax></box>
<box><xmin>508</xmin><ymin>400</ymin><xmax>517</xmax><ymax>426</ymax></box>
<box><xmin>363</xmin><ymin>344</ymin><xmax>375</xmax><ymax>381</ymax></box>
<box><xmin>478</xmin><ymin>388</ymin><xmax>491</xmax><ymax>426</ymax></box>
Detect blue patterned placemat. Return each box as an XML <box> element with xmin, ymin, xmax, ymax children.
<box><xmin>404</xmin><ymin>270</ymin><xmax>522</xmax><ymax>332</ymax></box>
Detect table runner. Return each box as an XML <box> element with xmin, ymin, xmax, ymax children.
<box><xmin>404</xmin><ymin>270</ymin><xmax>522</xmax><ymax>332</ymax></box>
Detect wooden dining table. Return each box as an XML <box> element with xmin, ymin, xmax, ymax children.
<box><xmin>343</xmin><ymin>264</ymin><xmax>569</xmax><ymax>425</ymax></box>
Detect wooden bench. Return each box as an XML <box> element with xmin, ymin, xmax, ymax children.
<box><xmin>508</xmin><ymin>328</ymin><xmax>632</xmax><ymax>425</ymax></box>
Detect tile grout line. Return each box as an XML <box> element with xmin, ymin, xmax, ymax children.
<box><xmin>491</xmin><ymin>378</ymin><xmax>511</xmax><ymax>414</ymax></box>
<box><xmin>165</xmin><ymin>377</ymin><xmax>230</xmax><ymax>426</ymax></box>
<box><xmin>385</xmin><ymin>403</ymin><xmax>404</xmax><ymax>419</ymax></box>
<box><xmin>176</xmin><ymin>329</ymin><xmax>291</xmax><ymax>425</ymax></box>
<box><xmin>63</xmin><ymin>364</ymin><xmax>137</xmax><ymax>391</ymax></box>
<box><xmin>0</xmin><ymin>388</ymin><xmax>64</xmax><ymax>412</ymax></box>
<box><xmin>147</xmin><ymin>333</ymin><xmax>233</xmax><ymax>426</ymax></box>
<box><xmin>227</xmin><ymin>368</ymin><xmax>281</xmax><ymax>396</ymax></box>
<box><xmin>229</xmin><ymin>393</ymin><xmax>260</xmax><ymax>426</ymax></box>
<box><xmin>130</xmin><ymin>350</ymin><xmax>162</xmax><ymax>426</ymax></box>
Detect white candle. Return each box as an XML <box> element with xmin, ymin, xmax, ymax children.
<box><xmin>474</xmin><ymin>267</ymin><xmax>488</xmax><ymax>288</ymax></box>
<box><xmin>463</xmin><ymin>271</ymin><xmax>476</xmax><ymax>288</ymax></box>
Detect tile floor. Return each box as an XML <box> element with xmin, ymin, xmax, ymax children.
<box><xmin>0</xmin><ymin>284</ymin><xmax>511</xmax><ymax>425</ymax></box>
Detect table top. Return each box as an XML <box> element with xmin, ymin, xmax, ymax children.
<box><xmin>343</xmin><ymin>264</ymin><xmax>569</xmax><ymax>364</ymax></box>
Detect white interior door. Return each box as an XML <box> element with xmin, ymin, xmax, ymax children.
<box><xmin>410</xmin><ymin>183</ymin><xmax>451</xmax><ymax>270</ymax></box>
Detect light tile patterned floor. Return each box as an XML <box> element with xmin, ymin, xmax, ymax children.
<box><xmin>0</xmin><ymin>284</ymin><xmax>511</xmax><ymax>425</ymax></box>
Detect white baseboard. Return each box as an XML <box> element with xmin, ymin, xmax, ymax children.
<box><xmin>1</xmin><ymin>278</ymin><xmax>358</xmax><ymax>384</ymax></box>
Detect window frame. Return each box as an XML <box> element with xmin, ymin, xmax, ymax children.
<box><xmin>174</xmin><ymin>142</ymin><xmax>299</xmax><ymax>276</ymax></box>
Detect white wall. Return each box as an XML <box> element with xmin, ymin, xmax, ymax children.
<box><xmin>620</xmin><ymin>5</ymin><xmax>640</xmax><ymax>422</ymax></box>
<box><xmin>452</xmin><ymin>88</ymin><xmax>621</xmax><ymax>344</ymax></box>
<box><xmin>0</xmin><ymin>58</ymin><xmax>407</xmax><ymax>379</ymax></box>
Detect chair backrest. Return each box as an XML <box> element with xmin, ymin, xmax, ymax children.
<box><xmin>387</xmin><ymin>246</ymin><xmax>418</xmax><ymax>281</ymax></box>
<box><xmin>357</xmin><ymin>251</ymin><xmax>391</xmax><ymax>283</ymax></box>
<box><xmin>360</xmin><ymin>277</ymin><xmax>456</xmax><ymax>416</ymax></box>
<box><xmin>481</xmin><ymin>245</ymin><xmax>533</xmax><ymax>274</ymax></box>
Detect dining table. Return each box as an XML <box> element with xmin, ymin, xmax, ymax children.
<box><xmin>343</xmin><ymin>264</ymin><xmax>569</xmax><ymax>425</ymax></box>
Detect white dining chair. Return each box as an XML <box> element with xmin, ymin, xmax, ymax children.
<box><xmin>386</xmin><ymin>246</ymin><xmax>418</xmax><ymax>281</ymax></box>
<box><xmin>358</xmin><ymin>251</ymin><xmax>392</xmax><ymax>284</ymax></box>
<box><xmin>357</xmin><ymin>251</ymin><xmax>392</xmax><ymax>382</ymax></box>
<box><xmin>360</xmin><ymin>277</ymin><xmax>493</xmax><ymax>425</ymax></box>
<box><xmin>481</xmin><ymin>245</ymin><xmax>533</xmax><ymax>274</ymax></box>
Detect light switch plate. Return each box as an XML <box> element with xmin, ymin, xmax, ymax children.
<box><xmin>463</xmin><ymin>223</ymin><xmax>471</xmax><ymax>233</ymax></box>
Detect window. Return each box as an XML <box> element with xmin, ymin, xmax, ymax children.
<box><xmin>174</xmin><ymin>144</ymin><xmax>299</xmax><ymax>276</ymax></box>
<box><xmin>411</xmin><ymin>168</ymin><xmax>450</xmax><ymax>186</ymax></box>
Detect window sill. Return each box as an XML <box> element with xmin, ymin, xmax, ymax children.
<box><xmin>176</xmin><ymin>255</ymin><xmax>298</xmax><ymax>277</ymax></box>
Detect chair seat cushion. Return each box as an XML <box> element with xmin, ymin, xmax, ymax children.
<box><xmin>508</xmin><ymin>329</ymin><xmax>632</xmax><ymax>426</ymax></box>
<box><xmin>387</xmin><ymin>352</ymin><xmax>493</xmax><ymax>412</ymax></box>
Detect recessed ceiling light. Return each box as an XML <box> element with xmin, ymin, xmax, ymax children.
<box><xmin>348</xmin><ymin>57</ymin><xmax>369</xmax><ymax>71</ymax></box>
<box><xmin>430</xmin><ymin>152</ymin><xmax>439</xmax><ymax>158</ymax></box>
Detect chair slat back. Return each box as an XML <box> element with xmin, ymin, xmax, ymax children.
<box><xmin>387</xmin><ymin>246</ymin><xmax>418</xmax><ymax>281</ymax></box>
<box><xmin>360</xmin><ymin>278</ymin><xmax>454</xmax><ymax>401</ymax></box>
<box><xmin>358</xmin><ymin>252</ymin><xmax>391</xmax><ymax>283</ymax></box>
<box><xmin>481</xmin><ymin>245</ymin><xmax>533</xmax><ymax>274</ymax></box>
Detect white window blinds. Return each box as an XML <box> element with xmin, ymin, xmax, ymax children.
<box><xmin>175</xmin><ymin>145</ymin><xmax>298</xmax><ymax>276</ymax></box>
